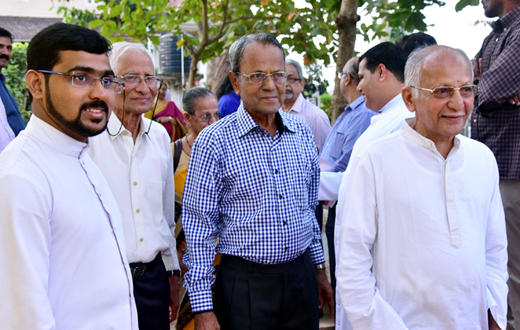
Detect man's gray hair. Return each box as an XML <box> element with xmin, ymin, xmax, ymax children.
<box><xmin>109</xmin><ymin>42</ymin><xmax>154</xmax><ymax>75</ymax></box>
<box><xmin>405</xmin><ymin>45</ymin><xmax>473</xmax><ymax>98</ymax></box>
<box><xmin>183</xmin><ymin>87</ymin><xmax>217</xmax><ymax>115</ymax></box>
<box><xmin>286</xmin><ymin>59</ymin><xmax>303</xmax><ymax>81</ymax></box>
<box><xmin>229</xmin><ymin>33</ymin><xmax>285</xmax><ymax>73</ymax></box>
<box><xmin>346</xmin><ymin>57</ymin><xmax>360</xmax><ymax>84</ymax></box>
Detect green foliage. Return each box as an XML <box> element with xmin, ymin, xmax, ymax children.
<box><xmin>303</xmin><ymin>61</ymin><xmax>329</xmax><ymax>97</ymax></box>
<box><xmin>4</xmin><ymin>43</ymin><xmax>31</xmax><ymax>123</ymax></box>
<box><xmin>455</xmin><ymin>0</ymin><xmax>480</xmax><ymax>12</ymax></box>
<box><xmin>319</xmin><ymin>93</ymin><xmax>332</xmax><ymax>118</ymax></box>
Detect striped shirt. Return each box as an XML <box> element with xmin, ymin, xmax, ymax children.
<box><xmin>182</xmin><ymin>104</ymin><xmax>324</xmax><ymax>312</ymax></box>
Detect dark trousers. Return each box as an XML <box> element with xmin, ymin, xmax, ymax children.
<box><xmin>131</xmin><ymin>253</ymin><xmax>170</xmax><ymax>330</ymax></box>
<box><xmin>325</xmin><ymin>204</ymin><xmax>336</xmax><ymax>301</ymax></box>
<box><xmin>214</xmin><ymin>251</ymin><xmax>319</xmax><ymax>330</ymax></box>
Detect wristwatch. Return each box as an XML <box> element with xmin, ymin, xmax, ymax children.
<box><xmin>315</xmin><ymin>262</ymin><xmax>326</xmax><ymax>270</ymax></box>
<box><xmin>166</xmin><ymin>269</ymin><xmax>181</xmax><ymax>277</ymax></box>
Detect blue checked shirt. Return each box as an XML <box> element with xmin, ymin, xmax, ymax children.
<box><xmin>182</xmin><ymin>104</ymin><xmax>324</xmax><ymax>313</ymax></box>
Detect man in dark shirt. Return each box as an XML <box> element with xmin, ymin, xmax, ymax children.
<box><xmin>0</xmin><ymin>27</ymin><xmax>25</xmax><ymax>139</ymax></box>
<box><xmin>470</xmin><ymin>0</ymin><xmax>520</xmax><ymax>326</ymax></box>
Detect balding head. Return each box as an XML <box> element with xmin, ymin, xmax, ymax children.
<box><xmin>402</xmin><ymin>45</ymin><xmax>476</xmax><ymax>156</ymax></box>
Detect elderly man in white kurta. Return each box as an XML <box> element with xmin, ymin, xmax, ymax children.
<box><xmin>0</xmin><ymin>23</ymin><xmax>137</xmax><ymax>329</ymax></box>
<box><xmin>337</xmin><ymin>46</ymin><xmax>508</xmax><ymax>330</ymax></box>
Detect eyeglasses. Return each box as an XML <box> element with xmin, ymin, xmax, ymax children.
<box><xmin>337</xmin><ymin>71</ymin><xmax>349</xmax><ymax>80</ymax></box>
<box><xmin>37</xmin><ymin>70</ymin><xmax>123</xmax><ymax>94</ymax></box>
<box><xmin>411</xmin><ymin>85</ymin><xmax>479</xmax><ymax>99</ymax></box>
<box><xmin>236</xmin><ymin>71</ymin><xmax>287</xmax><ymax>84</ymax></box>
<box><xmin>117</xmin><ymin>74</ymin><xmax>161</xmax><ymax>89</ymax></box>
<box><xmin>286</xmin><ymin>77</ymin><xmax>301</xmax><ymax>83</ymax></box>
<box><xmin>190</xmin><ymin>112</ymin><xmax>220</xmax><ymax>122</ymax></box>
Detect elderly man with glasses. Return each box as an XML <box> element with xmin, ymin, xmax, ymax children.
<box><xmin>337</xmin><ymin>45</ymin><xmax>508</xmax><ymax>330</ymax></box>
<box><xmin>281</xmin><ymin>59</ymin><xmax>330</xmax><ymax>152</ymax></box>
<box><xmin>88</xmin><ymin>42</ymin><xmax>180</xmax><ymax>330</ymax></box>
<box><xmin>182</xmin><ymin>33</ymin><xmax>333</xmax><ymax>330</ymax></box>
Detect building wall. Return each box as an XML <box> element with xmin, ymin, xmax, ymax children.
<box><xmin>0</xmin><ymin>0</ymin><xmax>96</xmax><ymax>18</ymax></box>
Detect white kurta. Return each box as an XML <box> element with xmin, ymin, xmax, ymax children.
<box><xmin>282</xmin><ymin>93</ymin><xmax>331</xmax><ymax>151</ymax></box>
<box><xmin>0</xmin><ymin>115</ymin><xmax>137</xmax><ymax>329</ymax></box>
<box><xmin>88</xmin><ymin>113</ymin><xmax>179</xmax><ymax>270</ymax></box>
<box><xmin>337</xmin><ymin>120</ymin><xmax>508</xmax><ymax>330</ymax></box>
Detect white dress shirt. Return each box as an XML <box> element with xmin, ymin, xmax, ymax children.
<box><xmin>319</xmin><ymin>94</ymin><xmax>413</xmax><ymax>202</ymax></box>
<box><xmin>0</xmin><ymin>115</ymin><xmax>138</xmax><ymax>329</ymax></box>
<box><xmin>282</xmin><ymin>93</ymin><xmax>331</xmax><ymax>151</ymax></box>
<box><xmin>0</xmin><ymin>97</ymin><xmax>15</xmax><ymax>153</ymax></box>
<box><xmin>337</xmin><ymin>120</ymin><xmax>508</xmax><ymax>330</ymax></box>
<box><xmin>88</xmin><ymin>114</ymin><xmax>179</xmax><ymax>271</ymax></box>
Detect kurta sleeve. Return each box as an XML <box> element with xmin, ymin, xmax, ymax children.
<box><xmin>307</xmin><ymin>138</ymin><xmax>326</xmax><ymax>264</ymax></box>
<box><xmin>484</xmin><ymin>159</ymin><xmax>509</xmax><ymax>330</ymax></box>
<box><xmin>182</xmin><ymin>138</ymin><xmax>222</xmax><ymax>313</ymax></box>
<box><xmin>161</xmin><ymin>137</ymin><xmax>180</xmax><ymax>271</ymax></box>
<box><xmin>0</xmin><ymin>171</ymin><xmax>56</xmax><ymax>329</ymax></box>
<box><xmin>318</xmin><ymin>171</ymin><xmax>343</xmax><ymax>202</ymax></box>
<box><xmin>336</xmin><ymin>154</ymin><xmax>409</xmax><ymax>330</ymax></box>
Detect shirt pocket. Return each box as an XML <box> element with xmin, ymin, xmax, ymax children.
<box><xmin>147</xmin><ymin>181</ymin><xmax>164</xmax><ymax>225</ymax></box>
<box><xmin>330</xmin><ymin>132</ymin><xmax>346</xmax><ymax>159</ymax></box>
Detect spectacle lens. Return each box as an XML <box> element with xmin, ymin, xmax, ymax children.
<box><xmin>121</xmin><ymin>75</ymin><xmax>160</xmax><ymax>88</ymax></box>
<box><xmin>432</xmin><ymin>85</ymin><xmax>478</xmax><ymax>99</ymax></box>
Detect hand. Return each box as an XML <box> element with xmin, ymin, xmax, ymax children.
<box><xmin>316</xmin><ymin>268</ymin><xmax>334</xmax><ymax>318</ymax></box>
<box><xmin>156</xmin><ymin>116</ymin><xmax>174</xmax><ymax>124</ymax></box>
<box><xmin>488</xmin><ymin>309</ymin><xmax>501</xmax><ymax>330</ymax></box>
<box><xmin>194</xmin><ymin>311</ymin><xmax>221</xmax><ymax>330</ymax></box>
<box><xmin>168</xmin><ymin>275</ymin><xmax>180</xmax><ymax>322</ymax></box>
<box><xmin>473</xmin><ymin>57</ymin><xmax>483</xmax><ymax>79</ymax></box>
<box><xmin>177</xmin><ymin>249</ymin><xmax>189</xmax><ymax>276</ymax></box>
<box><xmin>509</xmin><ymin>93</ymin><xmax>520</xmax><ymax>106</ymax></box>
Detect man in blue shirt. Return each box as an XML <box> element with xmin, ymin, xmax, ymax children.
<box><xmin>182</xmin><ymin>33</ymin><xmax>333</xmax><ymax>330</ymax></box>
<box><xmin>0</xmin><ymin>28</ymin><xmax>25</xmax><ymax>140</ymax></box>
<box><xmin>319</xmin><ymin>56</ymin><xmax>376</xmax><ymax>300</ymax></box>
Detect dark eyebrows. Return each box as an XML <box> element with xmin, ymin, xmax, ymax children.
<box><xmin>67</xmin><ymin>66</ymin><xmax>115</xmax><ymax>77</ymax></box>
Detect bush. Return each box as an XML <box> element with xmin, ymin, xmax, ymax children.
<box><xmin>4</xmin><ymin>42</ymin><xmax>31</xmax><ymax>124</ymax></box>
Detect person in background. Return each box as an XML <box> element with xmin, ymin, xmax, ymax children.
<box><xmin>172</xmin><ymin>87</ymin><xmax>220</xmax><ymax>330</ymax></box>
<box><xmin>396</xmin><ymin>32</ymin><xmax>437</xmax><ymax>56</ymax></box>
<box><xmin>320</xmin><ymin>56</ymin><xmax>377</xmax><ymax>330</ymax></box>
<box><xmin>0</xmin><ymin>27</ymin><xmax>25</xmax><ymax>152</ymax></box>
<box><xmin>282</xmin><ymin>59</ymin><xmax>331</xmax><ymax>152</ymax></box>
<box><xmin>217</xmin><ymin>75</ymin><xmax>241</xmax><ymax>118</ymax></box>
<box><xmin>145</xmin><ymin>83</ymin><xmax>186</xmax><ymax>142</ymax></box>
<box><xmin>471</xmin><ymin>0</ymin><xmax>520</xmax><ymax>327</ymax></box>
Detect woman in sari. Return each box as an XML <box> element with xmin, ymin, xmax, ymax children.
<box><xmin>172</xmin><ymin>87</ymin><xmax>220</xmax><ymax>330</ymax></box>
<box><xmin>146</xmin><ymin>84</ymin><xmax>186</xmax><ymax>141</ymax></box>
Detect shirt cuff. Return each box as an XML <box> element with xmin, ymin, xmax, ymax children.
<box><xmin>188</xmin><ymin>289</ymin><xmax>214</xmax><ymax>313</ymax></box>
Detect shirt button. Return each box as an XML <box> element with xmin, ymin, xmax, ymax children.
<box><xmin>136</xmin><ymin>209</ymin><xmax>140</xmax><ymax>213</ymax></box>
<box><xmin>123</xmin><ymin>131</ymin><xmax>128</xmax><ymax>135</ymax></box>
<box><xmin>140</xmin><ymin>238</ymin><xmax>144</xmax><ymax>242</ymax></box>
<box><xmin>495</xmin><ymin>38</ymin><xmax>499</xmax><ymax>42</ymax></box>
<box><xmin>279</xmin><ymin>195</ymin><xmax>283</xmax><ymax>199</ymax></box>
<box><xmin>283</xmin><ymin>221</ymin><xmax>287</xmax><ymax>226</ymax></box>
<box><xmin>285</xmin><ymin>247</ymin><xmax>288</xmax><ymax>251</ymax></box>
<box><xmin>133</xmin><ymin>181</ymin><xmax>137</xmax><ymax>186</ymax></box>
<box><xmin>275</xmin><ymin>169</ymin><xmax>278</xmax><ymax>174</ymax></box>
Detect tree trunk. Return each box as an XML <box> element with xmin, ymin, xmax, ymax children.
<box><xmin>210</xmin><ymin>51</ymin><xmax>231</xmax><ymax>95</ymax></box>
<box><xmin>331</xmin><ymin>0</ymin><xmax>360</xmax><ymax>125</ymax></box>
<box><xmin>188</xmin><ymin>54</ymin><xmax>198</xmax><ymax>88</ymax></box>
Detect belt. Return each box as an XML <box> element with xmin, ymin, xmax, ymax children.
<box><xmin>220</xmin><ymin>250</ymin><xmax>310</xmax><ymax>274</ymax></box>
<box><xmin>129</xmin><ymin>253</ymin><xmax>162</xmax><ymax>278</ymax></box>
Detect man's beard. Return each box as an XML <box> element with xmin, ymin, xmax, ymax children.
<box><xmin>285</xmin><ymin>88</ymin><xmax>293</xmax><ymax>100</ymax></box>
<box><xmin>45</xmin><ymin>84</ymin><xmax>109</xmax><ymax>138</ymax></box>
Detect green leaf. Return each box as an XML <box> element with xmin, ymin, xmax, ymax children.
<box><xmin>455</xmin><ymin>0</ymin><xmax>479</xmax><ymax>12</ymax></box>
<box><xmin>89</xmin><ymin>19</ymin><xmax>104</xmax><ymax>28</ymax></box>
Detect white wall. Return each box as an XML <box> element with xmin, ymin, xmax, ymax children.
<box><xmin>0</xmin><ymin>0</ymin><xmax>96</xmax><ymax>18</ymax></box>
